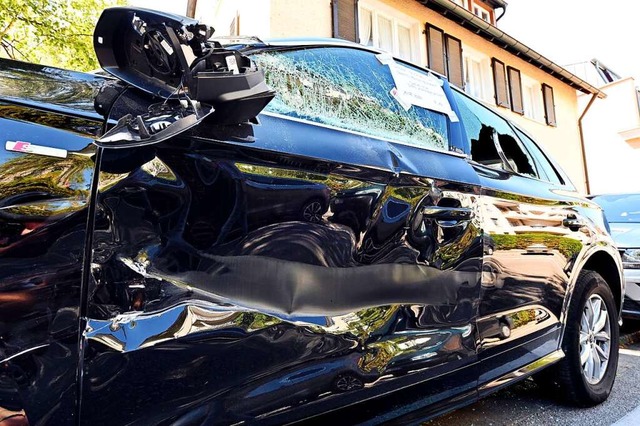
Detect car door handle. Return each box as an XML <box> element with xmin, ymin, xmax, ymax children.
<box><xmin>422</xmin><ymin>206</ymin><xmax>475</xmax><ymax>222</ymax></box>
<box><xmin>562</xmin><ymin>215</ymin><xmax>583</xmax><ymax>232</ymax></box>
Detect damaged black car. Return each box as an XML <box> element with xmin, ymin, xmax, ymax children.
<box><xmin>0</xmin><ymin>7</ymin><xmax>624</xmax><ymax>425</ymax></box>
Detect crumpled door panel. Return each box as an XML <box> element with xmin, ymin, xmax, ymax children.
<box><xmin>80</xmin><ymin>122</ymin><xmax>482</xmax><ymax>424</ymax></box>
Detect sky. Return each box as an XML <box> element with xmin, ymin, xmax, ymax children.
<box><xmin>499</xmin><ymin>0</ymin><xmax>640</xmax><ymax>83</ymax></box>
<box><xmin>130</xmin><ymin>0</ymin><xmax>186</xmax><ymax>15</ymax></box>
<box><xmin>129</xmin><ymin>0</ymin><xmax>640</xmax><ymax>84</ymax></box>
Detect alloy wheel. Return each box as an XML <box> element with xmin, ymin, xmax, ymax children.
<box><xmin>579</xmin><ymin>294</ymin><xmax>611</xmax><ymax>384</ymax></box>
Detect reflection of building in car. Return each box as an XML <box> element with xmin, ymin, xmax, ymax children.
<box><xmin>480</xmin><ymin>198</ymin><xmax>572</xmax><ymax>236</ymax></box>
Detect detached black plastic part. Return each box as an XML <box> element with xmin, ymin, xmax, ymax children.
<box><xmin>95</xmin><ymin>102</ymin><xmax>214</xmax><ymax>148</ymax></box>
<box><xmin>93</xmin><ymin>7</ymin><xmax>275</xmax><ymax>126</ymax></box>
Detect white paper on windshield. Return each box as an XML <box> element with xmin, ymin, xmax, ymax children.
<box><xmin>388</xmin><ymin>63</ymin><xmax>458</xmax><ymax>121</ymax></box>
<box><xmin>376</xmin><ymin>52</ymin><xmax>394</xmax><ymax>65</ymax></box>
<box><xmin>390</xmin><ymin>87</ymin><xmax>411</xmax><ymax>111</ymax></box>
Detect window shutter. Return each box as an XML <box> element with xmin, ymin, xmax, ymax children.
<box><xmin>492</xmin><ymin>58</ymin><xmax>510</xmax><ymax>108</ymax></box>
<box><xmin>542</xmin><ymin>84</ymin><xmax>557</xmax><ymax>126</ymax></box>
<box><xmin>445</xmin><ymin>35</ymin><xmax>463</xmax><ymax>88</ymax></box>
<box><xmin>507</xmin><ymin>66</ymin><xmax>524</xmax><ymax>114</ymax></box>
<box><xmin>426</xmin><ymin>24</ymin><xmax>446</xmax><ymax>76</ymax></box>
<box><xmin>332</xmin><ymin>0</ymin><xmax>359</xmax><ymax>42</ymax></box>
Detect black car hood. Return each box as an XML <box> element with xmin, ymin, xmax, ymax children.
<box><xmin>0</xmin><ymin>58</ymin><xmax>107</xmax><ymax>122</ymax></box>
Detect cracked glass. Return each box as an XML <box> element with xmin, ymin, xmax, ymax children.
<box><xmin>252</xmin><ymin>47</ymin><xmax>449</xmax><ymax>151</ymax></box>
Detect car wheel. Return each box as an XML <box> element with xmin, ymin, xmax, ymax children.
<box><xmin>302</xmin><ymin>199</ymin><xmax>325</xmax><ymax>223</ymax></box>
<box><xmin>333</xmin><ymin>373</ymin><xmax>364</xmax><ymax>392</ymax></box>
<box><xmin>553</xmin><ymin>270</ymin><xmax>619</xmax><ymax>406</ymax></box>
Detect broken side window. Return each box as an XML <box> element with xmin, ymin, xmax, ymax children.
<box><xmin>252</xmin><ymin>47</ymin><xmax>450</xmax><ymax>151</ymax></box>
<box><xmin>452</xmin><ymin>88</ymin><xmax>538</xmax><ymax>178</ymax></box>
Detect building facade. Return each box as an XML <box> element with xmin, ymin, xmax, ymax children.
<box><xmin>566</xmin><ymin>59</ymin><xmax>640</xmax><ymax>194</ymax></box>
<box><xmin>199</xmin><ymin>0</ymin><xmax>602</xmax><ymax>193</ymax></box>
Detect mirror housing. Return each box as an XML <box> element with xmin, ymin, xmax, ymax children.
<box><xmin>93</xmin><ymin>7</ymin><xmax>275</xmax><ymax>140</ymax></box>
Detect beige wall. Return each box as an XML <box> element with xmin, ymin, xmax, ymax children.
<box><xmin>269</xmin><ymin>0</ymin><xmax>333</xmax><ymax>38</ymax></box>
<box><xmin>512</xmin><ymin>81</ymin><xmax>584</xmax><ymax>192</ymax></box>
<box><xmin>206</xmin><ymin>0</ymin><xmax>332</xmax><ymax>40</ymax></box>
<box><xmin>201</xmin><ymin>0</ymin><xmax>272</xmax><ymax>38</ymax></box>
<box><xmin>264</xmin><ymin>0</ymin><xmax>587</xmax><ymax>192</ymax></box>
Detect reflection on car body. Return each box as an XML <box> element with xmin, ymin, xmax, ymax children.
<box><xmin>590</xmin><ymin>193</ymin><xmax>640</xmax><ymax>318</ymax></box>
<box><xmin>0</xmin><ymin>7</ymin><xmax>625</xmax><ymax>425</ymax></box>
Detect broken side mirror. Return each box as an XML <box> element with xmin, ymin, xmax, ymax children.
<box><xmin>95</xmin><ymin>100</ymin><xmax>213</xmax><ymax>148</ymax></box>
<box><xmin>92</xmin><ymin>7</ymin><xmax>275</xmax><ymax>147</ymax></box>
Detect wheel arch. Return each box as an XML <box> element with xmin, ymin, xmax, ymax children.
<box><xmin>560</xmin><ymin>247</ymin><xmax>624</xmax><ymax>348</ymax></box>
<box><xmin>562</xmin><ymin>247</ymin><xmax>624</xmax><ymax>331</ymax></box>
<box><xmin>581</xmin><ymin>250</ymin><xmax>623</xmax><ymax>315</ymax></box>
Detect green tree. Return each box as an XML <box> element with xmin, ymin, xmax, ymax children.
<box><xmin>0</xmin><ymin>0</ymin><xmax>124</xmax><ymax>71</ymax></box>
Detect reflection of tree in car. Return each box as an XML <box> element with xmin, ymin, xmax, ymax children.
<box><xmin>253</xmin><ymin>50</ymin><xmax>447</xmax><ymax>150</ymax></box>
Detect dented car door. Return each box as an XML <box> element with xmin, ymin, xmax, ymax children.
<box><xmin>78</xmin><ymin>46</ymin><xmax>484</xmax><ymax>424</ymax></box>
<box><xmin>0</xmin><ymin>61</ymin><xmax>103</xmax><ymax>424</ymax></box>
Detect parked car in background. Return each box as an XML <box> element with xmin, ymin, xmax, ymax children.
<box><xmin>590</xmin><ymin>193</ymin><xmax>640</xmax><ymax>317</ymax></box>
<box><xmin>0</xmin><ymin>7</ymin><xmax>624</xmax><ymax>425</ymax></box>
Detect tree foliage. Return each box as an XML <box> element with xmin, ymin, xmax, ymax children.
<box><xmin>0</xmin><ymin>0</ymin><xmax>125</xmax><ymax>71</ymax></box>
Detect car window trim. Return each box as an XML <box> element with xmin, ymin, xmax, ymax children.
<box><xmin>259</xmin><ymin>110</ymin><xmax>468</xmax><ymax>159</ymax></box>
<box><xmin>509</xmin><ymin>123</ymin><xmax>573</xmax><ymax>188</ymax></box>
<box><xmin>449</xmin><ymin>86</ymin><xmax>575</xmax><ymax>186</ymax></box>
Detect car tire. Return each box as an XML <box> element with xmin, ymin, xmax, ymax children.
<box><xmin>551</xmin><ymin>270</ymin><xmax>619</xmax><ymax>406</ymax></box>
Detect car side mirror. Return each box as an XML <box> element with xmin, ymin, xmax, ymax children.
<box><xmin>95</xmin><ymin>100</ymin><xmax>213</xmax><ymax>148</ymax></box>
<box><xmin>92</xmin><ymin>7</ymin><xmax>276</xmax><ymax>147</ymax></box>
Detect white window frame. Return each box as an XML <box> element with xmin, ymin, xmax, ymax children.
<box><xmin>521</xmin><ymin>73</ymin><xmax>544</xmax><ymax>122</ymax></box>
<box><xmin>463</xmin><ymin>47</ymin><xmax>494</xmax><ymax>103</ymax></box>
<box><xmin>358</xmin><ymin>0</ymin><xmax>420</xmax><ymax>63</ymax></box>
<box><xmin>472</xmin><ymin>1</ymin><xmax>492</xmax><ymax>23</ymax></box>
<box><xmin>452</xmin><ymin>0</ymin><xmax>470</xmax><ymax>9</ymax></box>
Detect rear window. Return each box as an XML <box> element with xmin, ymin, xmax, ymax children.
<box><xmin>591</xmin><ymin>194</ymin><xmax>640</xmax><ymax>223</ymax></box>
<box><xmin>252</xmin><ymin>47</ymin><xmax>449</xmax><ymax>151</ymax></box>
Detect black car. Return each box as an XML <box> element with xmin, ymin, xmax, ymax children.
<box><xmin>590</xmin><ymin>193</ymin><xmax>640</xmax><ymax>318</ymax></box>
<box><xmin>0</xmin><ymin>7</ymin><xmax>624</xmax><ymax>425</ymax></box>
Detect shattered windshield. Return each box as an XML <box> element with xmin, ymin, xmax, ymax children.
<box><xmin>252</xmin><ymin>47</ymin><xmax>449</xmax><ymax>151</ymax></box>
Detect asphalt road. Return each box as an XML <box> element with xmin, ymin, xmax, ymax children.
<box><xmin>425</xmin><ymin>325</ymin><xmax>640</xmax><ymax>426</ymax></box>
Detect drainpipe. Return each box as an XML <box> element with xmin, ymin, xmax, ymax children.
<box><xmin>186</xmin><ymin>0</ymin><xmax>198</xmax><ymax>18</ymax></box>
<box><xmin>578</xmin><ymin>93</ymin><xmax>598</xmax><ymax>194</ymax></box>
<box><xmin>496</xmin><ymin>5</ymin><xmax>507</xmax><ymax>22</ymax></box>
